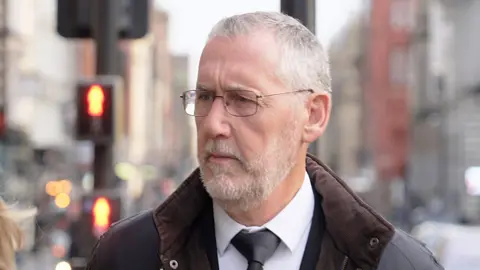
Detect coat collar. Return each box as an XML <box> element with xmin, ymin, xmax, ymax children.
<box><xmin>153</xmin><ymin>154</ymin><xmax>394</xmax><ymax>269</ymax></box>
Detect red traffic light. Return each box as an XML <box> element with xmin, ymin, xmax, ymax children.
<box><xmin>92</xmin><ymin>197</ymin><xmax>111</xmax><ymax>230</ymax></box>
<box><xmin>75</xmin><ymin>79</ymin><xmax>115</xmax><ymax>141</ymax></box>
<box><xmin>87</xmin><ymin>84</ymin><xmax>105</xmax><ymax>117</ymax></box>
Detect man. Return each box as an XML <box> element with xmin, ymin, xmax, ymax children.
<box><xmin>87</xmin><ymin>12</ymin><xmax>443</xmax><ymax>270</ymax></box>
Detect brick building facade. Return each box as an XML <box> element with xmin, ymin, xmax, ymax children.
<box><xmin>366</xmin><ymin>0</ymin><xmax>415</xmax><ymax>182</ymax></box>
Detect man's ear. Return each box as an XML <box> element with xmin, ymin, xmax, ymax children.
<box><xmin>302</xmin><ymin>93</ymin><xmax>331</xmax><ymax>143</ymax></box>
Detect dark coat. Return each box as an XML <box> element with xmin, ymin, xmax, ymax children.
<box><xmin>86</xmin><ymin>154</ymin><xmax>444</xmax><ymax>270</ymax></box>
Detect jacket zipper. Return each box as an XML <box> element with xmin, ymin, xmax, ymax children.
<box><xmin>341</xmin><ymin>256</ymin><xmax>349</xmax><ymax>270</ymax></box>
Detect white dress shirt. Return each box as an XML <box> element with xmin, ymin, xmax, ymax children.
<box><xmin>214</xmin><ymin>172</ymin><xmax>315</xmax><ymax>270</ymax></box>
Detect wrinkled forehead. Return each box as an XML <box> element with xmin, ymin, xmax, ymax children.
<box><xmin>197</xmin><ymin>32</ymin><xmax>283</xmax><ymax>88</ymax></box>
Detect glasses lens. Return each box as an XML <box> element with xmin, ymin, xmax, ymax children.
<box><xmin>183</xmin><ymin>90</ymin><xmax>213</xmax><ymax>116</ymax></box>
<box><xmin>224</xmin><ymin>90</ymin><xmax>258</xmax><ymax>116</ymax></box>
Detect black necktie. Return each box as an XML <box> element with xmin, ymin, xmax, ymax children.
<box><xmin>231</xmin><ymin>229</ymin><xmax>281</xmax><ymax>270</ymax></box>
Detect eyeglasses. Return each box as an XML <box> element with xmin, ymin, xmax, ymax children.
<box><xmin>180</xmin><ymin>89</ymin><xmax>313</xmax><ymax>117</ymax></box>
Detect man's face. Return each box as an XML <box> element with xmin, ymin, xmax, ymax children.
<box><xmin>195</xmin><ymin>33</ymin><xmax>304</xmax><ymax>210</ymax></box>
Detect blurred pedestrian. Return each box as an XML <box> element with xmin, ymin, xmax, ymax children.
<box><xmin>0</xmin><ymin>199</ymin><xmax>23</xmax><ymax>270</ymax></box>
<box><xmin>87</xmin><ymin>11</ymin><xmax>444</xmax><ymax>270</ymax></box>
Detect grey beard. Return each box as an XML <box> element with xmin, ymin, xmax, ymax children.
<box><xmin>198</xmin><ymin>117</ymin><xmax>301</xmax><ymax>213</ymax></box>
<box><xmin>200</xmin><ymin>152</ymin><xmax>297</xmax><ymax>213</ymax></box>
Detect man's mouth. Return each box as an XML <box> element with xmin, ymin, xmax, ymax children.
<box><xmin>206</xmin><ymin>152</ymin><xmax>238</xmax><ymax>163</ymax></box>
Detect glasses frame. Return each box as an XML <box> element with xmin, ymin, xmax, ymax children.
<box><xmin>180</xmin><ymin>89</ymin><xmax>314</xmax><ymax>117</ymax></box>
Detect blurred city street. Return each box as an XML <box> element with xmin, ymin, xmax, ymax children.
<box><xmin>1</xmin><ymin>0</ymin><xmax>480</xmax><ymax>268</ymax></box>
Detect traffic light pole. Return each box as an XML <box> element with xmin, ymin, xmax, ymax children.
<box><xmin>281</xmin><ymin>0</ymin><xmax>316</xmax><ymax>31</ymax></box>
<box><xmin>92</xmin><ymin>0</ymin><xmax>119</xmax><ymax>189</ymax></box>
<box><xmin>280</xmin><ymin>0</ymin><xmax>317</xmax><ymax>155</ymax></box>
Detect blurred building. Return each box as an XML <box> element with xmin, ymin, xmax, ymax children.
<box><xmin>128</xmin><ymin>8</ymin><xmax>172</xmax><ymax>167</ymax></box>
<box><xmin>1</xmin><ymin>0</ymin><xmax>78</xmax><ymax>203</ymax></box>
<box><xmin>447</xmin><ymin>0</ymin><xmax>480</xmax><ymax>223</ymax></box>
<box><xmin>361</xmin><ymin>0</ymin><xmax>415</xmax><ymax>217</ymax></box>
<box><xmin>7</xmin><ymin>0</ymin><xmax>76</xmax><ymax>148</ymax></box>
<box><xmin>138</xmin><ymin>54</ymin><xmax>193</xmax><ymax>210</ymax></box>
<box><xmin>410</xmin><ymin>0</ymin><xmax>480</xmax><ymax>223</ymax></box>
<box><xmin>147</xmin><ymin>10</ymin><xmax>172</xmax><ymax>164</ymax></box>
<box><xmin>408</xmin><ymin>0</ymin><xmax>453</xmax><ymax>221</ymax></box>
<box><xmin>324</xmin><ymin>0</ymin><xmax>415</xmax><ymax>219</ymax></box>
<box><xmin>324</xmin><ymin>0</ymin><xmax>480</xmax><ymax>225</ymax></box>
<box><xmin>321</xmin><ymin>13</ymin><xmax>370</xmax><ymax>193</ymax></box>
<box><xmin>170</xmin><ymin>55</ymin><xmax>196</xmax><ymax>176</ymax></box>
<box><xmin>122</xmin><ymin>7</ymin><xmax>176</xmax><ymax>203</ymax></box>
<box><xmin>444</xmin><ymin>0</ymin><xmax>480</xmax><ymax>223</ymax></box>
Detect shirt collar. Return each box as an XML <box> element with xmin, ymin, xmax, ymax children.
<box><xmin>214</xmin><ymin>171</ymin><xmax>315</xmax><ymax>255</ymax></box>
<box><xmin>213</xmin><ymin>202</ymin><xmax>244</xmax><ymax>255</ymax></box>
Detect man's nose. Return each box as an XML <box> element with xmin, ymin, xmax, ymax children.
<box><xmin>201</xmin><ymin>98</ymin><xmax>231</xmax><ymax>139</ymax></box>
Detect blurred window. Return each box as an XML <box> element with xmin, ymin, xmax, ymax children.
<box><xmin>389</xmin><ymin>47</ymin><xmax>409</xmax><ymax>85</ymax></box>
<box><xmin>390</xmin><ymin>0</ymin><xmax>414</xmax><ymax>30</ymax></box>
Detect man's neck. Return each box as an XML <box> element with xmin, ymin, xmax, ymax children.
<box><xmin>226</xmin><ymin>162</ymin><xmax>306</xmax><ymax>226</ymax></box>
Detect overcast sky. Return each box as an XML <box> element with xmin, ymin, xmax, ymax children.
<box><xmin>155</xmin><ymin>0</ymin><xmax>363</xmax><ymax>87</ymax></box>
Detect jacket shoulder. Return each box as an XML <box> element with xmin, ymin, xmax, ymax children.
<box><xmin>378</xmin><ymin>229</ymin><xmax>444</xmax><ymax>270</ymax></box>
<box><xmin>86</xmin><ymin>210</ymin><xmax>161</xmax><ymax>270</ymax></box>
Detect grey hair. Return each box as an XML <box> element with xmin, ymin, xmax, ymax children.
<box><xmin>207</xmin><ymin>11</ymin><xmax>331</xmax><ymax>94</ymax></box>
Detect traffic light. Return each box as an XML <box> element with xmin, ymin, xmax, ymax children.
<box><xmin>75</xmin><ymin>79</ymin><xmax>119</xmax><ymax>142</ymax></box>
<box><xmin>70</xmin><ymin>194</ymin><xmax>122</xmax><ymax>258</ymax></box>
<box><xmin>56</xmin><ymin>0</ymin><xmax>149</xmax><ymax>39</ymax></box>
<box><xmin>92</xmin><ymin>197</ymin><xmax>112</xmax><ymax>236</ymax></box>
<box><xmin>86</xmin><ymin>195</ymin><xmax>121</xmax><ymax>238</ymax></box>
<box><xmin>86</xmin><ymin>85</ymin><xmax>106</xmax><ymax>117</ymax></box>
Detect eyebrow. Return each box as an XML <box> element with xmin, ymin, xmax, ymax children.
<box><xmin>196</xmin><ymin>83</ymin><xmax>260</xmax><ymax>94</ymax></box>
<box><xmin>196</xmin><ymin>84</ymin><xmax>211</xmax><ymax>91</ymax></box>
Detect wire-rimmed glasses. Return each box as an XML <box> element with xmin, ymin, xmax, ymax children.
<box><xmin>180</xmin><ymin>89</ymin><xmax>313</xmax><ymax>117</ymax></box>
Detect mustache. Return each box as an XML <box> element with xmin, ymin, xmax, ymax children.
<box><xmin>203</xmin><ymin>140</ymin><xmax>243</xmax><ymax>162</ymax></box>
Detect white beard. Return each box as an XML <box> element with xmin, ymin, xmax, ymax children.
<box><xmin>199</xmin><ymin>118</ymin><xmax>300</xmax><ymax>212</ymax></box>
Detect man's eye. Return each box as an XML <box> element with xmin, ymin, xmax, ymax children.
<box><xmin>197</xmin><ymin>94</ymin><xmax>212</xmax><ymax>101</ymax></box>
<box><xmin>235</xmin><ymin>96</ymin><xmax>250</xmax><ymax>102</ymax></box>
<box><xmin>231</xmin><ymin>95</ymin><xmax>254</xmax><ymax>103</ymax></box>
